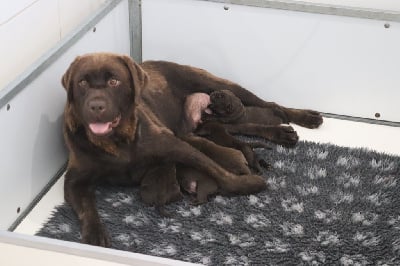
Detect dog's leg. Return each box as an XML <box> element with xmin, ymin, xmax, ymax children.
<box><xmin>141</xmin><ymin>134</ymin><xmax>266</xmax><ymax>194</ymax></box>
<box><xmin>283</xmin><ymin>108</ymin><xmax>323</xmax><ymax>129</ymax></box>
<box><xmin>222</xmin><ymin>123</ymin><xmax>299</xmax><ymax>147</ymax></box>
<box><xmin>182</xmin><ymin>134</ymin><xmax>251</xmax><ymax>175</ymax></box>
<box><xmin>64</xmin><ymin>169</ymin><xmax>111</xmax><ymax>247</ymax></box>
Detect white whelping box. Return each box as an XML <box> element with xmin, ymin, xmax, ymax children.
<box><xmin>0</xmin><ymin>0</ymin><xmax>399</xmax><ymax>265</ymax></box>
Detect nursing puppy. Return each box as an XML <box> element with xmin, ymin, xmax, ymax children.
<box><xmin>177</xmin><ymin>135</ymin><xmax>251</xmax><ymax>204</ymax></box>
<box><xmin>183</xmin><ymin>91</ymin><xmax>272</xmax><ymax>171</ymax></box>
<box><xmin>205</xmin><ymin>89</ymin><xmax>280</xmax><ymax>124</ymax></box>
<box><xmin>62</xmin><ymin>52</ymin><xmax>322</xmax><ymax>247</ymax></box>
<box><xmin>198</xmin><ymin>90</ymin><xmax>320</xmax><ymax>162</ymax></box>
<box><xmin>195</xmin><ymin>121</ymin><xmax>271</xmax><ymax>172</ymax></box>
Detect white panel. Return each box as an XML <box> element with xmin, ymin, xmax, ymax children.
<box><xmin>0</xmin><ymin>230</ymin><xmax>198</xmax><ymax>266</ymax></box>
<box><xmin>59</xmin><ymin>0</ymin><xmax>107</xmax><ymax>38</ymax></box>
<box><xmin>294</xmin><ymin>0</ymin><xmax>400</xmax><ymax>11</ymax></box>
<box><xmin>0</xmin><ymin>0</ymin><xmax>37</xmax><ymax>24</ymax></box>
<box><xmin>0</xmin><ymin>0</ymin><xmax>107</xmax><ymax>90</ymax></box>
<box><xmin>0</xmin><ymin>0</ymin><xmax>130</xmax><ymax>230</ymax></box>
<box><xmin>142</xmin><ymin>0</ymin><xmax>400</xmax><ymax>122</ymax></box>
<box><xmin>0</xmin><ymin>0</ymin><xmax>59</xmax><ymax>90</ymax></box>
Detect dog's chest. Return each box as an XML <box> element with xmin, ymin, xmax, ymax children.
<box><xmin>142</xmin><ymin>90</ymin><xmax>185</xmax><ymax>133</ymax></box>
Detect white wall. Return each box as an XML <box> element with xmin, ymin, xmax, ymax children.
<box><xmin>143</xmin><ymin>0</ymin><xmax>400</xmax><ymax>122</ymax></box>
<box><xmin>0</xmin><ymin>0</ymin><xmax>106</xmax><ymax>90</ymax></box>
<box><xmin>0</xmin><ymin>0</ymin><xmax>131</xmax><ymax>230</ymax></box>
<box><xmin>294</xmin><ymin>0</ymin><xmax>400</xmax><ymax>11</ymax></box>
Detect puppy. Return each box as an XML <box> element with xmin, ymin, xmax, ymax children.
<box><xmin>177</xmin><ymin>135</ymin><xmax>251</xmax><ymax>204</ymax></box>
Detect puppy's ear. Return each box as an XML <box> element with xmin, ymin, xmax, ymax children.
<box><xmin>118</xmin><ymin>55</ymin><xmax>148</xmax><ymax>103</ymax></box>
<box><xmin>61</xmin><ymin>56</ymin><xmax>81</xmax><ymax>102</ymax></box>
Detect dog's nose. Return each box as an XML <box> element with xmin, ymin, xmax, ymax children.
<box><xmin>88</xmin><ymin>99</ymin><xmax>107</xmax><ymax>114</ymax></box>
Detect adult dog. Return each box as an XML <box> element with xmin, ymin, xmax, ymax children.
<box><xmin>61</xmin><ymin>52</ymin><xmax>322</xmax><ymax>247</ymax></box>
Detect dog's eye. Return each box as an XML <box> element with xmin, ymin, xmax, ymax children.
<box><xmin>78</xmin><ymin>80</ymin><xmax>88</xmax><ymax>87</ymax></box>
<box><xmin>108</xmin><ymin>78</ymin><xmax>120</xmax><ymax>87</ymax></box>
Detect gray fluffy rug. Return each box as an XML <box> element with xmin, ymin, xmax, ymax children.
<box><xmin>36</xmin><ymin>141</ymin><xmax>400</xmax><ymax>265</ymax></box>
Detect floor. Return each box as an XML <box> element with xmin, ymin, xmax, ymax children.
<box><xmin>14</xmin><ymin>117</ymin><xmax>400</xmax><ymax>236</ymax></box>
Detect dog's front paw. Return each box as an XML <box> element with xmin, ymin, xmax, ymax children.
<box><xmin>82</xmin><ymin>222</ymin><xmax>111</xmax><ymax>247</ymax></box>
<box><xmin>298</xmin><ymin>110</ymin><xmax>323</xmax><ymax>129</ymax></box>
<box><xmin>270</xmin><ymin>125</ymin><xmax>299</xmax><ymax>147</ymax></box>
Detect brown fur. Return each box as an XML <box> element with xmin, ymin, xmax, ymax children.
<box><xmin>62</xmin><ymin>52</ymin><xmax>322</xmax><ymax>247</ymax></box>
<box><xmin>204</xmin><ymin>90</ymin><xmax>282</xmax><ymax>125</ymax></box>
<box><xmin>195</xmin><ymin>122</ymin><xmax>271</xmax><ymax>172</ymax></box>
<box><xmin>177</xmin><ymin>135</ymin><xmax>251</xmax><ymax>204</ymax></box>
<box><xmin>140</xmin><ymin>163</ymin><xmax>182</xmax><ymax>217</ymax></box>
<box><xmin>178</xmin><ymin>167</ymin><xmax>217</xmax><ymax>204</ymax></box>
<box><xmin>181</xmin><ymin>92</ymin><xmax>272</xmax><ymax>171</ymax></box>
<box><xmin>206</xmin><ymin>90</ymin><xmax>275</xmax><ymax>124</ymax></box>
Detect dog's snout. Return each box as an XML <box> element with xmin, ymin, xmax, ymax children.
<box><xmin>88</xmin><ymin>99</ymin><xmax>107</xmax><ymax>114</ymax></box>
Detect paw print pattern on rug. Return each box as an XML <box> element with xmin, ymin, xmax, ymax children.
<box><xmin>37</xmin><ymin>141</ymin><xmax>400</xmax><ymax>265</ymax></box>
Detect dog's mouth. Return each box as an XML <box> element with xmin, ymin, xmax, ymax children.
<box><xmin>88</xmin><ymin>115</ymin><xmax>121</xmax><ymax>136</ymax></box>
<box><xmin>207</xmin><ymin>103</ymin><xmax>224</xmax><ymax>116</ymax></box>
<box><xmin>202</xmin><ymin>105</ymin><xmax>214</xmax><ymax>118</ymax></box>
<box><xmin>204</xmin><ymin>106</ymin><xmax>213</xmax><ymax>114</ymax></box>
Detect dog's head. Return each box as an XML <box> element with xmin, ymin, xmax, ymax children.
<box><xmin>208</xmin><ymin>90</ymin><xmax>245</xmax><ymax>122</ymax></box>
<box><xmin>62</xmin><ymin>53</ymin><xmax>148</xmax><ymax>137</ymax></box>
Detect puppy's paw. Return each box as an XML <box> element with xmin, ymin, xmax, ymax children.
<box><xmin>82</xmin><ymin>222</ymin><xmax>111</xmax><ymax>247</ymax></box>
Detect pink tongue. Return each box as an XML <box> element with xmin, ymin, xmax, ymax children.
<box><xmin>89</xmin><ymin>122</ymin><xmax>112</xmax><ymax>135</ymax></box>
<box><xmin>204</xmin><ymin>108</ymin><xmax>213</xmax><ymax>114</ymax></box>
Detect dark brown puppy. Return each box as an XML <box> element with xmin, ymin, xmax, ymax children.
<box><xmin>198</xmin><ymin>89</ymin><xmax>319</xmax><ymax>148</ymax></box>
<box><xmin>182</xmin><ymin>92</ymin><xmax>271</xmax><ymax>171</ymax></box>
<box><xmin>140</xmin><ymin>163</ymin><xmax>182</xmax><ymax>217</ymax></box>
<box><xmin>178</xmin><ymin>167</ymin><xmax>217</xmax><ymax>204</ymax></box>
<box><xmin>205</xmin><ymin>89</ymin><xmax>322</xmax><ymax>129</ymax></box>
<box><xmin>62</xmin><ymin>52</ymin><xmax>322</xmax><ymax>247</ymax></box>
<box><xmin>177</xmin><ymin>135</ymin><xmax>251</xmax><ymax>204</ymax></box>
<box><xmin>195</xmin><ymin>122</ymin><xmax>271</xmax><ymax>172</ymax></box>
<box><xmin>204</xmin><ymin>89</ymin><xmax>280</xmax><ymax>124</ymax></box>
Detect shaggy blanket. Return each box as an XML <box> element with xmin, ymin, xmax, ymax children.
<box><xmin>37</xmin><ymin>140</ymin><xmax>400</xmax><ymax>265</ymax></box>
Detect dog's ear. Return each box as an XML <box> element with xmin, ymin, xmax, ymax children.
<box><xmin>62</xmin><ymin>56</ymin><xmax>82</xmax><ymax>133</ymax></box>
<box><xmin>118</xmin><ymin>55</ymin><xmax>148</xmax><ymax>103</ymax></box>
<box><xmin>64</xmin><ymin>103</ymin><xmax>79</xmax><ymax>134</ymax></box>
<box><xmin>61</xmin><ymin>56</ymin><xmax>81</xmax><ymax>102</ymax></box>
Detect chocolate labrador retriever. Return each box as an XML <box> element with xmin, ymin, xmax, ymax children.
<box><xmin>61</xmin><ymin>52</ymin><xmax>322</xmax><ymax>247</ymax></box>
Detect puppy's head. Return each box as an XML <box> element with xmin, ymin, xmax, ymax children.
<box><xmin>208</xmin><ymin>90</ymin><xmax>245</xmax><ymax>122</ymax></box>
<box><xmin>62</xmin><ymin>52</ymin><xmax>148</xmax><ymax>136</ymax></box>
